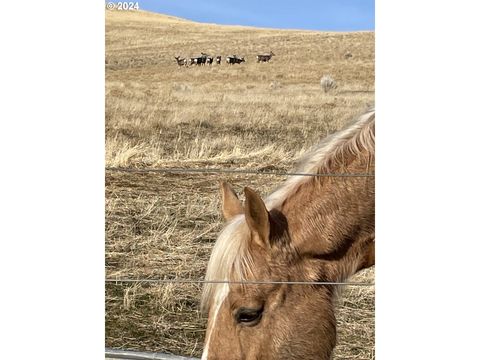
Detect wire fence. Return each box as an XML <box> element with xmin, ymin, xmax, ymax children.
<box><xmin>106</xmin><ymin>159</ymin><xmax>374</xmax><ymax>360</ymax></box>
<box><xmin>105</xmin><ymin>279</ymin><xmax>374</xmax><ymax>286</ymax></box>
<box><xmin>106</xmin><ymin>165</ymin><xmax>375</xmax><ymax>288</ymax></box>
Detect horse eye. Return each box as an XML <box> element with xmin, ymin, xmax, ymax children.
<box><xmin>235</xmin><ymin>307</ymin><xmax>263</xmax><ymax>326</ymax></box>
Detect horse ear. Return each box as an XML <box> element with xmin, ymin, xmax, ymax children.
<box><xmin>244</xmin><ymin>187</ymin><xmax>270</xmax><ymax>248</ymax></box>
<box><xmin>220</xmin><ymin>182</ymin><xmax>243</xmax><ymax>220</ymax></box>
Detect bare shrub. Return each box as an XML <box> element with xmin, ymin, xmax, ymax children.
<box><xmin>320</xmin><ymin>74</ymin><xmax>337</xmax><ymax>93</ymax></box>
<box><xmin>269</xmin><ymin>80</ymin><xmax>282</xmax><ymax>90</ymax></box>
<box><xmin>172</xmin><ymin>83</ymin><xmax>192</xmax><ymax>91</ymax></box>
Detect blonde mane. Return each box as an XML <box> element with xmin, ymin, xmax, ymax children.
<box><xmin>201</xmin><ymin>108</ymin><xmax>375</xmax><ymax>313</ymax></box>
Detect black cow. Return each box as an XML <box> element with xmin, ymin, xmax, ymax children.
<box><xmin>190</xmin><ymin>55</ymin><xmax>207</xmax><ymax>66</ymax></box>
<box><xmin>226</xmin><ymin>55</ymin><xmax>245</xmax><ymax>65</ymax></box>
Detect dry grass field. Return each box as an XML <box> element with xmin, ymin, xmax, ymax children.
<box><xmin>105</xmin><ymin>9</ymin><xmax>375</xmax><ymax>359</ymax></box>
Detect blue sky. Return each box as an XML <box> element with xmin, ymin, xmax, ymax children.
<box><xmin>132</xmin><ymin>0</ymin><xmax>374</xmax><ymax>31</ymax></box>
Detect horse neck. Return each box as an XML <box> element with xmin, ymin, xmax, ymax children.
<box><xmin>279</xmin><ymin>156</ymin><xmax>375</xmax><ymax>283</ymax></box>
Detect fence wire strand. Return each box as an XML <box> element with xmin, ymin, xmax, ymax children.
<box><xmin>105</xmin><ymin>278</ymin><xmax>374</xmax><ymax>286</ymax></box>
<box><xmin>106</xmin><ymin>166</ymin><xmax>374</xmax><ymax>177</ymax></box>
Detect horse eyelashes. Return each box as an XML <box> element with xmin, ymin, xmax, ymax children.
<box><xmin>235</xmin><ymin>307</ymin><xmax>263</xmax><ymax>326</ymax></box>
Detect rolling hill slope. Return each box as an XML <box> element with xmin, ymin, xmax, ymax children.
<box><xmin>105</xmin><ymin>9</ymin><xmax>374</xmax><ymax>359</ymax></box>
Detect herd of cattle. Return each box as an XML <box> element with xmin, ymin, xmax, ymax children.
<box><xmin>174</xmin><ymin>51</ymin><xmax>275</xmax><ymax>67</ymax></box>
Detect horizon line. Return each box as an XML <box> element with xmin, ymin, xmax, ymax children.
<box><xmin>112</xmin><ymin>8</ymin><xmax>375</xmax><ymax>33</ymax></box>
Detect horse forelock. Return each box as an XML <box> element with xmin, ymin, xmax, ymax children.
<box><xmin>201</xmin><ymin>215</ymin><xmax>254</xmax><ymax>314</ymax></box>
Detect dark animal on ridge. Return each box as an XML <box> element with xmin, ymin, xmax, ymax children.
<box><xmin>174</xmin><ymin>56</ymin><xmax>187</xmax><ymax>66</ymax></box>
<box><xmin>226</xmin><ymin>55</ymin><xmax>245</xmax><ymax>65</ymax></box>
<box><xmin>256</xmin><ymin>51</ymin><xmax>275</xmax><ymax>62</ymax></box>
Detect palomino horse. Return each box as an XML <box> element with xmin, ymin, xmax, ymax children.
<box><xmin>201</xmin><ymin>108</ymin><xmax>375</xmax><ymax>360</ymax></box>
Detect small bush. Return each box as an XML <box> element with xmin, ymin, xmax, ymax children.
<box><xmin>172</xmin><ymin>83</ymin><xmax>192</xmax><ymax>91</ymax></box>
<box><xmin>269</xmin><ymin>80</ymin><xmax>282</xmax><ymax>90</ymax></box>
<box><xmin>320</xmin><ymin>75</ymin><xmax>337</xmax><ymax>93</ymax></box>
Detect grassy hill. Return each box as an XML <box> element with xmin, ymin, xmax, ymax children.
<box><xmin>105</xmin><ymin>9</ymin><xmax>374</xmax><ymax>359</ymax></box>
